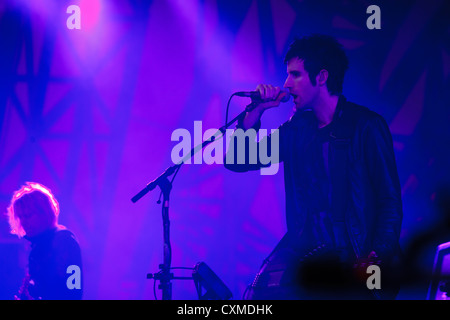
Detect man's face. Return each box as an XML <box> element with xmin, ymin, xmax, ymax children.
<box><xmin>284</xmin><ymin>57</ymin><xmax>319</xmax><ymax>111</ymax></box>
<box><xmin>14</xmin><ymin>195</ymin><xmax>55</xmax><ymax>237</ymax></box>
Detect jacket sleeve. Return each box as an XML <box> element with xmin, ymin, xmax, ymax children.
<box><xmin>223</xmin><ymin>114</ymin><xmax>286</xmax><ymax>173</ymax></box>
<box><xmin>363</xmin><ymin>114</ymin><xmax>403</xmax><ymax>259</ymax></box>
<box><xmin>52</xmin><ymin>230</ymin><xmax>83</xmax><ymax>300</ymax></box>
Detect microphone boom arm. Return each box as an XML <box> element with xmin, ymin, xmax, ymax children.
<box><xmin>130</xmin><ymin>95</ymin><xmax>259</xmax><ymax>300</ymax></box>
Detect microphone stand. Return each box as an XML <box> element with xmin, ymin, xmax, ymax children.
<box><xmin>131</xmin><ymin>100</ymin><xmax>260</xmax><ymax>300</ymax></box>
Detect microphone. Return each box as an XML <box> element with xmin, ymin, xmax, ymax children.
<box><xmin>235</xmin><ymin>90</ymin><xmax>291</xmax><ymax>102</ymax></box>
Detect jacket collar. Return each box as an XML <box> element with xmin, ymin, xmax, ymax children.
<box><xmin>24</xmin><ymin>227</ymin><xmax>58</xmax><ymax>244</ymax></box>
<box><xmin>333</xmin><ymin>95</ymin><xmax>347</xmax><ymax>122</ymax></box>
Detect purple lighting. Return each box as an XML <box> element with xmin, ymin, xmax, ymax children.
<box><xmin>0</xmin><ymin>0</ymin><xmax>449</xmax><ymax>301</ymax></box>
<box><xmin>79</xmin><ymin>0</ymin><xmax>101</xmax><ymax>31</ymax></box>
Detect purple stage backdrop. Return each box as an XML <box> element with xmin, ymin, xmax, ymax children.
<box><xmin>1</xmin><ymin>0</ymin><xmax>449</xmax><ymax>300</ymax></box>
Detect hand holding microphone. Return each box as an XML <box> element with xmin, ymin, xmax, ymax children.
<box><xmin>238</xmin><ymin>84</ymin><xmax>290</xmax><ymax>130</ymax></box>
<box><xmin>236</xmin><ymin>84</ymin><xmax>290</xmax><ymax>112</ymax></box>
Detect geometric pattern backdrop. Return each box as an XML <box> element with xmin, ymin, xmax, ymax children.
<box><xmin>1</xmin><ymin>0</ymin><xmax>449</xmax><ymax>299</ymax></box>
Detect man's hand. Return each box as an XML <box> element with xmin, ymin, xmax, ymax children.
<box><xmin>353</xmin><ymin>251</ymin><xmax>382</xmax><ymax>282</ymax></box>
<box><xmin>254</xmin><ymin>84</ymin><xmax>288</xmax><ymax>112</ymax></box>
<box><xmin>242</xmin><ymin>84</ymin><xmax>288</xmax><ymax>130</ymax></box>
<box><xmin>354</xmin><ymin>251</ymin><xmax>381</xmax><ymax>268</ymax></box>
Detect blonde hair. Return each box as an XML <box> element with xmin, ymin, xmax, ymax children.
<box><xmin>6</xmin><ymin>182</ymin><xmax>60</xmax><ymax>238</ymax></box>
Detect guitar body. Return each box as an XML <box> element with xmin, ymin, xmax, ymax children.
<box><xmin>244</xmin><ymin>233</ymin><xmax>399</xmax><ymax>300</ymax></box>
<box><xmin>244</xmin><ymin>241</ymin><xmax>305</xmax><ymax>300</ymax></box>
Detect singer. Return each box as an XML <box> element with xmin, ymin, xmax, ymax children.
<box><xmin>225</xmin><ymin>34</ymin><xmax>403</xmax><ymax>300</ymax></box>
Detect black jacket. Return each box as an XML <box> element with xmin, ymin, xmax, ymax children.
<box><xmin>225</xmin><ymin>96</ymin><xmax>403</xmax><ymax>264</ymax></box>
<box><xmin>25</xmin><ymin>227</ymin><xmax>83</xmax><ymax>300</ymax></box>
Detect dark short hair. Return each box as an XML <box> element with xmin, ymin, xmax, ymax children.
<box><xmin>284</xmin><ymin>34</ymin><xmax>349</xmax><ymax>95</ymax></box>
